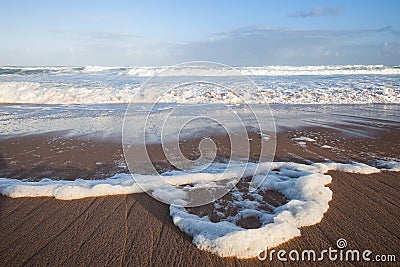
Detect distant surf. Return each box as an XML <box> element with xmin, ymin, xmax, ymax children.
<box><xmin>1</xmin><ymin>64</ymin><xmax>400</xmax><ymax>76</ymax></box>
<box><xmin>0</xmin><ymin>65</ymin><xmax>399</xmax><ymax>105</ymax></box>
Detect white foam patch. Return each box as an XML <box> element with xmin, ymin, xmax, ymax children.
<box><xmin>260</xmin><ymin>133</ymin><xmax>270</xmax><ymax>140</ymax></box>
<box><xmin>0</xmin><ymin>162</ymin><xmax>241</xmax><ymax>200</ymax></box>
<box><xmin>375</xmin><ymin>160</ymin><xmax>400</xmax><ymax>171</ymax></box>
<box><xmin>0</xmin><ymin>174</ymin><xmax>141</xmax><ymax>200</ymax></box>
<box><xmin>0</xmin><ymin>160</ymin><xmax>398</xmax><ymax>259</ymax></box>
<box><xmin>314</xmin><ymin>162</ymin><xmax>381</xmax><ymax>174</ymax></box>
<box><xmin>292</xmin><ymin>136</ymin><xmax>316</xmax><ymax>142</ymax></box>
<box><xmin>296</xmin><ymin>141</ymin><xmax>307</xmax><ymax>147</ymax></box>
<box><xmin>169</xmin><ymin>161</ymin><xmax>398</xmax><ymax>258</ymax></box>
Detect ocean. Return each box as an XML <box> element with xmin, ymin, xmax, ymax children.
<box><xmin>0</xmin><ymin>65</ymin><xmax>399</xmax><ymax>104</ymax></box>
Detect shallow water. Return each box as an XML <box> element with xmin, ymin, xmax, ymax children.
<box><xmin>0</xmin><ymin>103</ymin><xmax>399</xmax><ymax>139</ymax></box>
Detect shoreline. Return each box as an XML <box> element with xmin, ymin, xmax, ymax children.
<box><xmin>1</xmin><ymin>119</ymin><xmax>398</xmax><ymax>181</ymax></box>
<box><xmin>0</xmin><ymin>103</ymin><xmax>399</xmax><ymax>265</ymax></box>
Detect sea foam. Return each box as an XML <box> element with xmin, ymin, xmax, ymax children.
<box><xmin>0</xmin><ymin>65</ymin><xmax>399</xmax><ymax>105</ymax></box>
<box><xmin>0</xmin><ymin>160</ymin><xmax>398</xmax><ymax>258</ymax></box>
<box><xmin>169</xmin><ymin>161</ymin><xmax>387</xmax><ymax>258</ymax></box>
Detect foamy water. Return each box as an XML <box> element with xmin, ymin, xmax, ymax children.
<box><xmin>1</xmin><ymin>65</ymin><xmax>400</xmax><ymax>76</ymax></box>
<box><xmin>0</xmin><ymin>65</ymin><xmax>399</xmax><ymax>104</ymax></box>
<box><xmin>0</xmin><ymin>103</ymin><xmax>399</xmax><ymax>140</ymax></box>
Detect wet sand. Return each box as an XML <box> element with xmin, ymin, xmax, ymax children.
<box><xmin>0</xmin><ymin>122</ymin><xmax>399</xmax><ymax>266</ymax></box>
<box><xmin>0</xmin><ymin>130</ymin><xmax>268</xmax><ymax>180</ymax></box>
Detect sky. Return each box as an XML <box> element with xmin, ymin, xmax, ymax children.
<box><xmin>1</xmin><ymin>0</ymin><xmax>400</xmax><ymax>66</ymax></box>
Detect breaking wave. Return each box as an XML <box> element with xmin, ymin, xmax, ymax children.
<box><xmin>0</xmin><ymin>65</ymin><xmax>399</xmax><ymax>76</ymax></box>
<box><xmin>0</xmin><ymin>65</ymin><xmax>399</xmax><ymax>104</ymax></box>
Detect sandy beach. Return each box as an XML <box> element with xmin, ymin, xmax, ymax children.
<box><xmin>1</xmin><ymin>108</ymin><xmax>399</xmax><ymax>266</ymax></box>
<box><xmin>0</xmin><ymin>171</ymin><xmax>399</xmax><ymax>266</ymax></box>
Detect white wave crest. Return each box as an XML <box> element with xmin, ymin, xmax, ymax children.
<box><xmin>0</xmin><ymin>82</ymin><xmax>136</xmax><ymax>104</ymax></box>
<box><xmin>82</xmin><ymin>65</ymin><xmax>126</xmax><ymax>73</ymax></box>
<box><xmin>1</xmin><ymin>65</ymin><xmax>399</xmax><ymax>105</ymax></box>
<box><xmin>1</xmin><ymin>65</ymin><xmax>400</xmax><ymax>76</ymax></box>
<box><xmin>123</xmin><ymin>65</ymin><xmax>400</xmax><ymax>77</ymax></box>
<box><xmin>238</xmin><ymin>65</ymin><xmax>400</xmax><ymax>76</ymax></box>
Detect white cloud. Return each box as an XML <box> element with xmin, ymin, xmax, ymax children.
<box><xmin>172</xmin><ymin>26</ymin><xmax>400</xmax><ymax>65</ymax></box>
<box><xmin>3</xmin><ymin>26</ymin><xmax>400</xmax><ymax>66</ymax></box>
<box><xmin>290</xmin><ymin>6</ymin><xmax>345</xmax><ymax>18</ymax></box>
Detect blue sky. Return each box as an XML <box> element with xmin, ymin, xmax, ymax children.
<box><xmin>1</xmin><ymin>0</ymin><xmax>399</xmax><ymax>66</ymax></box>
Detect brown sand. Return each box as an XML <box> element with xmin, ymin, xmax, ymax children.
<box><xmin>0</xmin><ymin>132</ymin><xmax>125</xmax><ymax>180</ymax></box>
<box><xmin>1</xmin><ymin>125</ymin><xmax>399</xmax><ymax>266</ymax></box>
<box><xmin>0</xmin><ymin>129</ymin><xmax>269</xmax><ymax>179</ymax></box>
<box><xmin>0</xmin><ymin>172</ymin><xmax>398</xmax><ymax>266</ymax></box>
